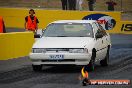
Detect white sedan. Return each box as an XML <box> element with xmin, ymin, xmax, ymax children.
<box><xmin>29</xmin><ymin>20</ymin><xmax>111</xmax><ymax>71</ymax></box>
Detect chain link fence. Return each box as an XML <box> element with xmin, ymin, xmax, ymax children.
<box><xmin>0</xmin><ymin>0</ymin><xmax>131</xmax><ymax>12</ymax></box>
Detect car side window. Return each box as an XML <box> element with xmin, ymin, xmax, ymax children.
<box><xmin>95</xmin><ymin>23</ymin><xmax>108</xmax><ymax>37</ymax></box>
<box><xmin>96</xmin><ymin>28</ymin><xmax>103</xmax><ymax>35</ymax></box>
<box><xmin>94</xmin><ymin>23</ymin><xmax>103</xmax><ymax>37</ymax></box>
<box><xmin>98</xmin><ymin>24</ymin><xmax>107</xmax><ymax>36</ymax></box>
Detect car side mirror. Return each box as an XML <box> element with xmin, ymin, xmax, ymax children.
<box><xmin>42</xmin><ymin>30</ymin><xmax>45</xmax><ymax>33</ymax></box>
<box><xmin>34</xmin><ymin>29</ymin><xmax>43</xmax><ymax>38</ymax></box>
<box><xmin>96</xmin><ymin>33</ymin><xmax>103</xmax><ymax>39</ymax></box>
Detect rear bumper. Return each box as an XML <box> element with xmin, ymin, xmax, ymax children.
<box><xmin>29</xmin><ymin>53</ymin><xmax>92</xmax><ymax>65</ymax></box>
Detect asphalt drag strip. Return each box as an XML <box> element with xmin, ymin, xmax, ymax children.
<box><xmin>0</xmin><ymin>34</ymin><xmax>132</xmax><ymax>88</ymax></box>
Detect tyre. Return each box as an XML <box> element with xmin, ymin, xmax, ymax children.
<box><xmin>82</xmin><ymin>78</ymin><xmax>87</xmax><ymax>86</ymax></box>
<box><xmin>100</xmin><ymin>47</ymin><xmax>109</xmax><ymax>66</ymax></box>
<box><xmin>32</xmin><ymin>65</ymin><xmax>42</xmax><ymax>72</ymax></box>
<box><xmin>82</xmin><ymin>78</ymin><xmax>91</xmax><ymax>86</ymax></box>
<box><xmin>88</xmin><ymin>51</ymin><xmax>96</xmax><ymax>71</ymax></box>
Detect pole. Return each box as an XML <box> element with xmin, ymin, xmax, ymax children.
<box><xmin>67</xmin><ymin>0</ymin><xmax>69</xmax><ymax>10</ymax></box>
<box><xmin>121</xmin><ymin>0</ymin><xmax>123</xmax><ymax>11</ymax></box>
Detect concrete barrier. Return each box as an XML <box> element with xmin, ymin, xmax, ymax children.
<box><xmin>0</xmin><ymin>32</ymin><xmax>34</xmax><ymax>60</ymax></box>
<box><xmin>1</xmin><ymin>8</ymin><xmax>132</xmax><ymax>34</ymax></box>
<box><xmin>0</xmin><ymin>8</ymin><xmax>121</xmax><ymax>30</ymax></box>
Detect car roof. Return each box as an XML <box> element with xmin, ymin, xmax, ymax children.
<box><xmin>51</xmin><ymin>20</ymin><xmax>96</xmax><ymax>24</ymax></box>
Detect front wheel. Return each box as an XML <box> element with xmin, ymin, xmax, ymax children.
<box><xmin>32</xmin><ymin>65</ymin><xmax>42</xmax><ymax>72</ymax></box>
<box><xmin>88</xmin><ymin>51</ymin><xmax>96</xmax><ymax>71</ymax></box>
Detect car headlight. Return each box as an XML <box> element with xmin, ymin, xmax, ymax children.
<box><xmin>69</xmin><ymin>49</ymin><xmax>84</xmax><ymax>53</ymax></box>
<box><xmin>32</xmin><ymin>48</ymin><xmax>46</xmax><ymax>53</ymax></box>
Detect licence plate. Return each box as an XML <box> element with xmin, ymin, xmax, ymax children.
<box><xmin>49</xmin><ymin>55</ymin><xmax>64</xmax><ymax>60</ymax></box>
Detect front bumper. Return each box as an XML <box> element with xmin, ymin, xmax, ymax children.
<box><xmin>29</xmin><ymin>53</ymin><xmax>92</xmax><ymax>65</ymax></box>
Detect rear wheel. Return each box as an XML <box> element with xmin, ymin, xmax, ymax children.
<box><xmin>32</xmin><ymin>65</ymin><xmax>42</xmax><ymax>72</ymax></box>
<box><xmin>100</xmin><ymin>47</ymin><xmax>110</xmax><ymax>66</ymax></box>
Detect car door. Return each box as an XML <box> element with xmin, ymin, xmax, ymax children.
<box><xmin>92</xmin><ymin>22</ymin><xmax>104</xmax><ymax>61</ymax></box>
<box><xmin>98</xmin><ymin>24</ymin><xmax>108</xmax><ymax>58</ymax></box>
<box><xmin>96</xmin><ymin>23</ymin><xmax>108</xmax><ymax>60</ymax></box>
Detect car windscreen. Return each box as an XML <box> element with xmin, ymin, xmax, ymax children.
<box><xmin>43</xmin><ymin>23</ymin><xmax>93</xmax><ymax>37</ymax></box>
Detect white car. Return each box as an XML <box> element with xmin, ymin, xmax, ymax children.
<box><xmin>29</xmin><ymin>20</ymin><xmax>111</xmax><ymax>71</ymax></box>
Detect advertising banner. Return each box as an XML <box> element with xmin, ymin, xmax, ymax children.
<box><xmin>0</xmin><ymin>8</ymin><xmax>132</xmax><ymax>34</ymax></box>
